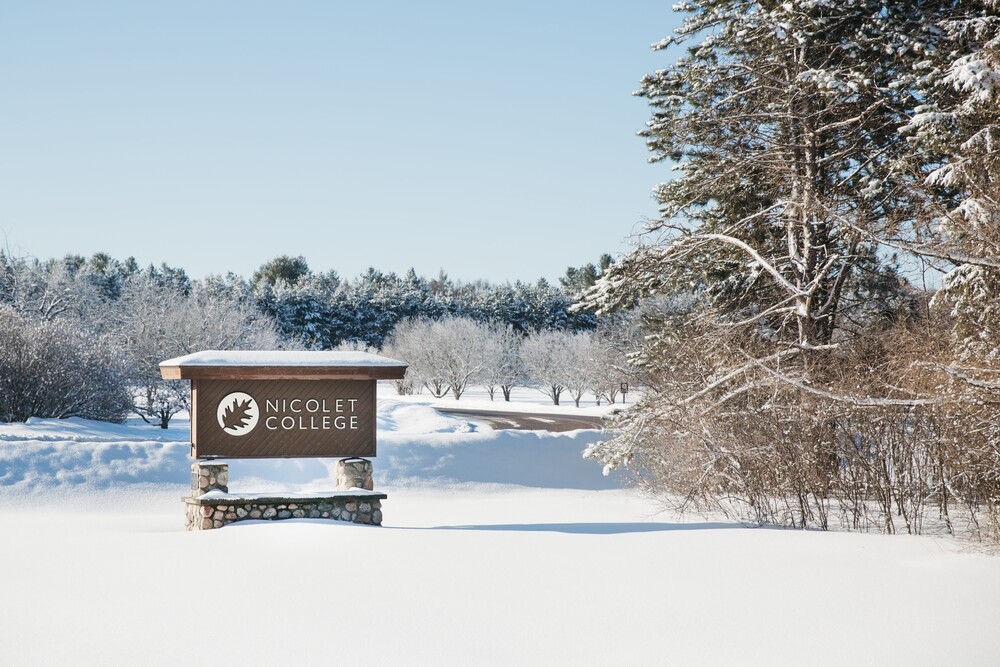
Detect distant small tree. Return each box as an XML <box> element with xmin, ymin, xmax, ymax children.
<box><xmin>522</xmin><ymin>330</ymin><xmax>571</xmax><ymax>405</ymax></box>
<box><xmin>435</xmin><ymin>317</ymin><xmax>489</xmax><ymax>400</ymax></box>
<box><xmin>591</xmin><ymin>312</ymin><xmax>639</xmax><ymax>404</ymax></box>
<box><xmin>591</xmin><ymin>353</ymin><xmax>624</xmax><ymax>405</ymax></box>
<box><xmin>480</xmin><ymin>322</ymin><xmax>525</xmax><ymax>401</ymax></box>
<box><xmin>559</xmin><ymin>332</ymin><xmax>601</xmax><ymax>408</ymax></box>
<box><xmin>384</xmin><ymin>318</ymin><xmax>450</xmax><ymax>397</ymax></box>
<box><xmin>383</xmin><ymin>316</ymin><xmax>488</xmax><ymax>399</ymax></box>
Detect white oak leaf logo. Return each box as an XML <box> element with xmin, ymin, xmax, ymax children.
<box><xmin>216</xmin><ymin>392</ymin><xmax>259</xmax><ymax>436</ymax></box>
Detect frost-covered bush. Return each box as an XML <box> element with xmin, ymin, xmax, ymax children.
<box><xmin>113</xmin><ymin>274</ymin><xmax>286</xmax><ymax>428</ymax></box>
<box><xmin>0</xmin><ymin>306</ymin><xmax>132</xmax><ymax>423</ymax></box>
<box><xmin>521</xmin><ymin>330</ymin><xmax>600</xmax><ymax>406</ymax></box>
<box><xmin>478</xmin><ymin>322</ymin><xmax>525</xmax><ymax>401</ymax></box>
<box><xmin>384</xmin><ymin>316</ymin><xmax>490</xmax><ymax>399</ymax></box>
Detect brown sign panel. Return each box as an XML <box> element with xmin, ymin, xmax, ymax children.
<box><xmin>191</xmin><ymin>379</ymin><xmax>376</xmax><ymax>459</ymax></box>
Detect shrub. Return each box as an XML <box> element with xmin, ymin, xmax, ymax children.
<box><xmin>0</xmin><ymin>306</ymin><xmax>131</xmax><ymax>422</ymax></box>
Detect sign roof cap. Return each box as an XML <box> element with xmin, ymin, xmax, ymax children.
<box><xmin>159</xmin><ymin>350</ymin><xmax>408</xmax><ymax>380</ymax></box>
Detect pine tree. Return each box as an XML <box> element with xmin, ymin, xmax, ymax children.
<box><xmin>252</xmin><ymin>255</ymin><xmax>311</xmax><ymax>287</ymax></box>
<box><xmin>591</xmin><ymin>0</ymin><xmax>931</xmax><ymax>348</ymax></box>
<box><xmin>579</xmin><ymin>0</ymin><xmax>971</xmax><ymax>529</ymax></box>
<box><xmin>900</xmin><ymin>2</ymin><xmax>1000</xmax><ymax>364</ymax></box>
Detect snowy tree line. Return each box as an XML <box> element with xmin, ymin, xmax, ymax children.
<box><xmin>0</xmin><ymin>252</ymin><xmax>613</xmax><ymax>425</ymax></box>
<box><xmin>255</xmin><ymin>260</ymin><xmax>597</xmax><ymax>349</ymax></box>
<box><xmin>383</xmin><ymin>315</ymin><xmax>633</xmax><ymax>406</ymax></box>
<box><xmin>0</xmin><ymin>253</ymin><xmax>282</xmax><ymax>427</ymax></box>
<box><xmin>581</xmin><ymin>0</ymin><xmax>1000</xmax><ymax>541</ymax></box>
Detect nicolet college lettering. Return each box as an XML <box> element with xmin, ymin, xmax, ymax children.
<box><xmin>262</xmin><ymin>398</ymin><xmax>361</xmax><ymax>431</ymax></box>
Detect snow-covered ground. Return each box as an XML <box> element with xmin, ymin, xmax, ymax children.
<box><xmin>1</xmin><ymin>395</ymin><xmax>998</xmax><ymax>666</ymax></box>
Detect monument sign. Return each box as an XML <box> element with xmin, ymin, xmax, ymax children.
<box><xmin>161</xmin><ymin>350</ymin><xmax>407</xmax><ymax>530</ymax></box>
<box><xmin>159</xmin><ymin>350</ymin><xmax>407</xmax><ymax>458</ymax></box>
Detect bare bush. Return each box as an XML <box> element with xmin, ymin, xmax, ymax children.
<box><xmin>0</xmin><ymin>306</ymin><xmax>131</xmax><ymax>423</ymax></box>
<box><xmin>585</xmin><ymin>298</ymin><xmax>1000</xmax><ymax>540</ymax></box>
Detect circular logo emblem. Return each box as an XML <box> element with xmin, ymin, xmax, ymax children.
<box><xmin>217</xmin><ymin>391</ymin><xmax>259</xmax><ymax>436</ymax></box>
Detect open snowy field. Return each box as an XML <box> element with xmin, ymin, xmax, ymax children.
<box><xmin>379</xmin><ymin>382</ymin><xmax>631</xmax><ymax>417</ymax></box>
<box><xmin>1</xmin><ymin>395</ymin><xmax>998</xmax><ymax>666</ymax></box>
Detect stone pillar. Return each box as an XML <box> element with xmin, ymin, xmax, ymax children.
<box><xmin>191</xmin><ymin>461</ymin><xmax>229</xmax><ymax>497</ymax></box>
<box><xmin>336</xmin><ymin>458</ymin><xmax>374</xmax><ymax>491</ymax></box>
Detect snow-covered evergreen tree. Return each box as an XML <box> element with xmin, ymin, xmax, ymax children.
<box><xmin>901</xmin><ymin>2</ymin><xmax>1000</xmax><ymax>364</ymax></box>
<box><xmin>589</xmin><ymin>0</ymin><xmax>930</xmax><ymax>343</ymax></box>
<box><xmin>577</xmin><ymin>0</ymin><xmax>995</xmax><ymax>533</ymax></box>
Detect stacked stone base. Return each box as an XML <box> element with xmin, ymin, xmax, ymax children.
<box><xmin>184</xmin><ymin>492</ymin><xmax>386</xmax><ymax>530</ymax></box>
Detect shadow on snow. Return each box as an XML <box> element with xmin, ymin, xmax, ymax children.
<box><xmin>223</xmin><ymin>519</ymin><xmax>752</xmax><ymax>534</ymax></box>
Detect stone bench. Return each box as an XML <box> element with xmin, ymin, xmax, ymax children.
<box><xmin>184</xmin><ymin>460</ymin><xmax>385</xmax><ymax>531</ymax></box>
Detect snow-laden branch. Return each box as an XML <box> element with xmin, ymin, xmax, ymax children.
<box><xmin>749</xmin><ymin>357</ymin><xmax>943</xmax><ymax>407</ymax></box>
<box><xmin>841</xmin><ymin>217</ymin><xmax>1000</xmax><ymax>270</ymax></box>
<box><xmin>700</xmin><ymin>380</ymin><xmax>768</xmax><ymax>415</ymax></box>
<box><xmin>914</xmin><ymin>362</ymin><xmax>1000</xmax><ymax>391</ymax></box>
<box><xmin>672</xmin><ymin>233</ymin><xmax>804</xmax><ymax>298</ymax></box>
<box><xmin>678</xmin><ymin>345</ymin><xmax>836</xmax><ymax>405</ymax></box>
<box><xmin>714</xmin><ymin>298</ymin><xmax>800</xmax><ymax>328</ymax></box>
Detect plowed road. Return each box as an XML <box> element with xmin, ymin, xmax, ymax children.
<box><xmin>436</xmin><ymin>408</ymin><xmax>604</xmax><ymax>432</ymax></box>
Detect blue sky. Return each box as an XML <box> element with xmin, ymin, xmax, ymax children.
<box><xmin>0</xmin><ymin>2</ymin><xmax>682</xmax><ymax>283</ymax></box>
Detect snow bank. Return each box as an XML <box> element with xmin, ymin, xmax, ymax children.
<box><xmin>0</xmin><ymin>399</ymin><xmax>618</xmax><ymax>500</ymax></box>
<box><xmin>0</xmin><ymin>416</ymin><xmax>191</xmax><ymax>443</ymax></box>
<box><xmin>375</xmin><ymin>399</ymin><xmax>476</xmax><ymax>434</ymax></box>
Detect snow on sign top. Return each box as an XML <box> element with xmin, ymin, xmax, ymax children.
<box><xmin>159</xmin><ymin>350</ymin><xmax>408</xmax><ymax>381</ymax></box>
<box><xmin>162</xmin><ymin>350</ymin><xmax>406</xmax><ymax>367</ymax></box>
